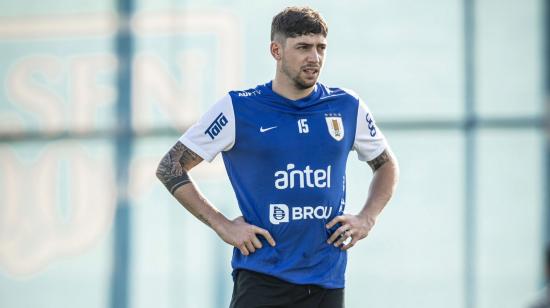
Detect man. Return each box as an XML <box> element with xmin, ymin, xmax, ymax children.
<box><xmin>156</xmin><ymin>6</ymin><xmax>399</xmax><ymax>308</ymax></box>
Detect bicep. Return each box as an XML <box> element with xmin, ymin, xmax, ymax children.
<box><xmin>156</xmin><ymin>141</ymin><xmax>203</xmax><ymax>194</ymax></box>
<box><xmin>367</xmin><ymin>149</ymin><xmax>392</xmax><ymax>172</ymax></box>
<box><xmin>176</xmin><ymin>141</ymin><xmax>204</xmax><ymax>171</ymax></box>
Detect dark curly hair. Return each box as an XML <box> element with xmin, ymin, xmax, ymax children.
<box><xmin>271</xmin><ymin>6</ymin><xmax>328</xmax><ymax>41</ymax></box>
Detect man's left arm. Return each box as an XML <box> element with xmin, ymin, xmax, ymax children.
<box><xmin>326</xmin><ymin>148</ymin><xmax>399</xmax><ymax>250</ymax></box>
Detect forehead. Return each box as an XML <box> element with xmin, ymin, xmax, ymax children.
<box><xmin>286</xmin><ymin>34</ymin><xmax>327</xmax><ymax>45</ymax></box>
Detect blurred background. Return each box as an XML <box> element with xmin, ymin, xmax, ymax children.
<box><xmin>0</xmin><ymin>0</ymin><xmax>548</xmax><ymax>307</ymax></box>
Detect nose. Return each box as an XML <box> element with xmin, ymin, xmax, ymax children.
<box><xmin>307</xmin><ymin>49</ymin><xmax>321</xmax><ymax>64</ymax></box>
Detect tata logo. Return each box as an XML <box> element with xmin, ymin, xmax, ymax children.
<box><xmin>269</xmin><ymin>203</ymin><xmax>333</xmax><ymax>225</ymax></box>
<box><xmin>204</xmin><ymin>113</ymin><xmax>228</xmax><ymax>140</ymax></box>
<box><xmin>274</xmin><ymin>164</ymin><xmax>331</xmax><ymax>190</ymax></box>
<box><xmin>366</xmin><ymin>113</ymin><xmax>377</xmax><ymax>137</ymax></box>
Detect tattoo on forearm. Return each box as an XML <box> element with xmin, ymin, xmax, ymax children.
<box><xmin>197</xmin><ymin>213</ymin><xmax>211</xmax><ymax>227</ymax></box>
<box><xmin>156</xmin><ymin>141</ymin><xmax>200</xmax><ymax>194</ymax></box>
<box><xmin>367</xmin><ymin>149</ymin><xmax>390</xmax><ymax>172</ymax></box>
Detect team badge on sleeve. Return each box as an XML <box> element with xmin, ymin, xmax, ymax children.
<box><xmin>325</xmin><ymin>114</ymin><xmax>344</xmax><ymax>141</ymax></box>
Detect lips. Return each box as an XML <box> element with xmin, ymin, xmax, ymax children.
<box><xmin>302</xmin><ymin>67</ymin><xmax>319</xmax><ymax>76</ymax></box>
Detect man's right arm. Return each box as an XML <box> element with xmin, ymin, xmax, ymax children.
<box><xmin>155</xmin><ymin>141</ymin><xmax>276</xmax><ymax>255</ymax></box>
<box><xmin>156</xmin><ymin>141</ymin><xmax>202</xmax><ymax>194</ymax></box>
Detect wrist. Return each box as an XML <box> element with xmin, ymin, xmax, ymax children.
<box><xmin>207</xmin><ymin>211</ymin><xmax>231</xmax><ymax>235</ymax></box>
<box><xmin>357</xmin><ymin>211</ymin><xmax>377</xmax><ymax>226</ymax></box>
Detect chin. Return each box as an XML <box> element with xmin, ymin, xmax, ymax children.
<box><xmin>295</xmin><ymin>78</ymin><xmax>317</xmax><ymax>90</ymax></box>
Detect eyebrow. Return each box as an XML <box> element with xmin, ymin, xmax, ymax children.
<box><xmin>295</xmin><ymin>42</ymin><xmax>327</xmax><ymax>48</ymax></box>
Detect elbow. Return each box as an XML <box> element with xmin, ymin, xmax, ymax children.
<box><xmin>388</xmin><ymin>153</ymin><xmax>400</xmax><ymax>189</ymax></box>
<box><xmin>391</xmin><ymin>155</ymin><xmax>400</xmax><ymax>183</ymax></box>
<box><xmin>375</xmin><ymin>152</ymin><xmax>399</xmax><ymax>194</ymax></box>
<box><xmin>155</xmin><ymin>157</ymin><xmax>168</xmax><ymax>183</ymax></box>
<box><xmin>155</xmin><ymin>164</ymin><xmax>163</xmax><ymax>182</ymax></box>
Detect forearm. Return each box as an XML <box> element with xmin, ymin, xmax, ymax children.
<box><xmin>358</xmin><ymin>150</ymin><xmax>399</xmax><ymax>222</ymax></box>
<box><xmin>326</xmin><ymin>150</ymin><xmax>399</xmax><ymax>250</ymax></box>
<box><xmin>171</xmin><ymin>180</ymin><xmax>230</xmax><ymax>233</ymax></box>
<box><xmin>155</xmin><ymin>141</ymin><xmax>230</xmax><ymax>233</ymax></box>
<box><xmin>155</xmin><ymin>141</ymin><xmax>275</xmax><ymax>254</ymax></box>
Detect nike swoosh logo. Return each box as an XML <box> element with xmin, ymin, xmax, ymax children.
<box><xmin>260</xmin><ymin>126</ymin><xmax>277</xmax><ymax>133</ymax></box>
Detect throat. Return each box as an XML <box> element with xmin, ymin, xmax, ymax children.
<box><xmin>272</xmin><ymin>78</ymin><xmax>315</xmax><ymax>100</ymax></box>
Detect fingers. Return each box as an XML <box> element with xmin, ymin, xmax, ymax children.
<box><xmin>326</xmin><ymin>215</ymin><xmax>344</xmax><ymax>229</ymax></box>
<box><xmin>251</xmin><ymin>236</ymin><xmax>263</xmax><ymax>249</ymax></box>
<box><xmin>253</xmin><ymin>226</ymin><xmax>276</xmax><ymax>247</ymax></box>
<box><xmin>327</xmin><ymin>225</ymin><xmax>350</xmax><ymax>244</ymax></box>
<box><xmin>341</xmin><ymin>237</ymin><xmax>357</xmax><ymax>251</ymax></box>
<box><xmin>238</xmin><ymin>244</ymin><xmax>249</xmax><ymax>256</ymax></box>
<box><xmin>245</xmin><ymin>241</ymin><xmax>256</xmax><ymax>253</ymax></box>
<box><xmin>237</xmin><ymin>238</ymin><xmax>258</xmax><ymax>256</ymax></box>
<box><xmin>235</xmin><ymin>225</ymin><xmax>277</xmax><ymax>256</ymax></box>
<box><xmin>333</xmin><ymin>229</ymin><xmax>352</xmax><ymax>247</ymax></box>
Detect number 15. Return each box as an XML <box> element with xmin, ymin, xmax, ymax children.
<box><xmin>298</xmin><ymin>119</ymin><xmax>309</xmax><ymax>134</ymax></box>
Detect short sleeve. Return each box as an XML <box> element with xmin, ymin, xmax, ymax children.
<box><xmin>179</xmin><ymin>94</ymin><xmax>235</xmax><ymax>162</ymax></box>
<box><xmin>353</xmin><ymin>98</ymin><xmax>388</xmax><ymax>162</ymax></box>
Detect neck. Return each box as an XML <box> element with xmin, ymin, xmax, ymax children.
<box><xmin>272</xmin><ymin>74</ymin><xmax>315</xmax><ymax>100</ymax></box>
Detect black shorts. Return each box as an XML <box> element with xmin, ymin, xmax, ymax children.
<box><xmin>229</xmin><ymin>270</ymin><xmax>345</xmax><ymax>308</ymax></box>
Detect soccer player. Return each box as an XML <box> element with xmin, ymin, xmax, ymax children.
<box><xmin>156</xmin><ymin>6</ymin><xmax>399</xmax><ymax>308</ymax></box>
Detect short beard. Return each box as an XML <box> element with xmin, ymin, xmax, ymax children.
<box><xmin>281</xmin><ymin>59</ymin><xmax>316</xmax><ymax>90</ymax></box>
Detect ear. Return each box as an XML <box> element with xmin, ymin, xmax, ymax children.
<box><xmin>270</xmin><ymin>41</ymin><xmax>282</xmax><ymax>60</ymax></box>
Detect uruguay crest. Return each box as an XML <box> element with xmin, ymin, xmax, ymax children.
<box><xmin>325</xmin><ymin>114</ymin><xmax>344</xmax><ymax>141</ymax></box>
